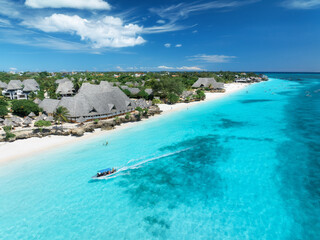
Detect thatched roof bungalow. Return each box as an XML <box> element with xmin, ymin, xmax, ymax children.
<box><xmin>56</xmin><ymin>80</ymin><xmax>75</xmax><ymax>97</ymax></box>
<box><xmin>40</xmin><ymin>82</ymin><xmax>136</xmax><ymax>122</ymax></box>
<box><xmin>192</xmin><ymin>78</ymin><xmax>224</xmax><ymax>90</ymax></box>
<box><xmin>2</xmin><ymin>79</ymin><xmax>39</xmax><ymax>99</ymax></box>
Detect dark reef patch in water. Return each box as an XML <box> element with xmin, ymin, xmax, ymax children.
<box><xmin>218</xmin><ymin>118</ymin><xmax>247</xmax><ymax>129</ymax></box>
<box><xmin>117</xmin><ymin>135</ymin><xmax>230</xmax><ymax>236</ymax></box>
<box><xmin>240</xmin><ymin>99</ymin><xmax>273</xmax><ymax>104</ymax></box>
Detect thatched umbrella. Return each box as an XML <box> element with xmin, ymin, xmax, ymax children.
<box><xmin>28</xmin><ymin>112</ymin><xmax>36</xmax><ymax>118</ymax></box>
<box><xmin>11</xmin><ymin>116</ymin><xmax>22</xmax><ymax>123</ymax></box>
<box><xmin>23</xmin><ymin>117</ymin><xmax>33</xmax><ymax>126</ymax></box>
<box><xmin>46</xmin><ymin>116</ymin><xmax>54</xmax><ymax>122</ymax></box>
<box><xmin>77</xmin><ymin>116</ymin><xmax>86</xmax><ymax>123</ymax></box>
<box><xmin>33</xmin><ymin>98</ymin><xmax>42</xmax><ymax>105</ymax></box>
<box><xmin>40</xmin><ymin>114</ymin><xmax>48</xmax><ymax>120</ymax></box>
<box><xmin>3</xmin><ymin>118</ymin><xmax>13</xmax><ymax>127</ymax></box>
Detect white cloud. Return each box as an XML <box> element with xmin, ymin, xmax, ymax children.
<box><xmin>175</xmin><ymin>44</ymin><xmax>182</xmax><ymax>47</ymax></box>
<box><xmin>164</xmin><ymin>43</ymin><xmax>171</xmax><ymax>48</ymax></box>
<box><xmin>157</xmin><ymin>19</ymin><xmax>165</xmax><ymax>24</ymax></box>
<box><xmin>0</xmin><ymin>0</ymin><xmax>20</xmax><ymax>18</ymax></box>
<box><xmin>22</xmin><ymin>14</ymin><xmax>146</xmax><ymax>48</ymax></box>
<box><xmin>25</xmin><ymin>0</ymin><xmax>111</xmax><ymax>10</ymax></box>
<box><xmin>282</xmin><ymin>0</ymin><xmax>320</xmax><ymax>9</ymax></box>
<box><xmin>150</xmin><ymin>1</ymin><xmax>260</xmax><ymax>23</ymax></box>
<box><xmin>158</xmin><ymin>66</ymin><xmax>204</xmax><ymax>71</ymax></box>
<box><xmin>188</xmin><ymin>54</ymin><xmax>237</xmax><ymax>63</ymax></box>
<box><xmin>158</xmin><ymin>65</ymin><xmax>174</xmax><ymax>69</ymax></box>
<box><xmin>177</xmin><ymin>66</ymin><xmax>204</xmax><ymax>71</ymax></box>
<box><xmin>9</xmin><ymin>67</ymin><xmax>17</xmax><ymax>71</ymax></box>
<box><xmin>0</xmin><ymin>18</ymin><xmax>10</xmax><ymax>26</ymax></box>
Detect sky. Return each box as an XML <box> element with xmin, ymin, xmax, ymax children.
<box><xmin>0</xmin><ymin>0</ymin><xmax>320</xmax><ymax>72</ymax></box>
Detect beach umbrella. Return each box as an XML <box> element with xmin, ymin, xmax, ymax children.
<box><xmin>28</xmin><ymin>112</ymin><xmax>36</xmax><ymax>118</ymax></box>
<box><xmin>46</xmin><ymin>116</ymin><xmax>54</xmax><ymax>122</ymax></box>
<box><xmin>23</xmin><ymin>117</ymin><xmax>33</xmax><ymax>126</ymax></box>
<box><xmin>11</xmin><ymin>116</ymin><xmax>22</xmax><ymax>123</ymax></box>
<box><xmin>3</xmin><ymin>118</ymin><xmax>13</xmax><ymax>127</ymax></box>
<box><xmin>77</xmin><ymin>116</ymin><xmax>86</xmax><ymax>123</ymax></box>
<box><xmin>33</xmin><ymin>98</ymin><xmax>42</xmax><ymax>105</ymax></box>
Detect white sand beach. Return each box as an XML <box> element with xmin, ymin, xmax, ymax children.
<box><xmin>0</xmin><ymin>83</ymin><xmax>249</xmax><ymax>163</ymax></box>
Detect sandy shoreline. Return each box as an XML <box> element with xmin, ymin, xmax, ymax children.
<box><xmin>0</xmin><ymin>83</ymin><xmax>250</xmax><ymax>163</ymax></box>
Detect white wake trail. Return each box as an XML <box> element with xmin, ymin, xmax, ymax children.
<box><xmin>101</xmin><ymin>147</ymin><xmax>192</xmax><ymax>180</ymax></box>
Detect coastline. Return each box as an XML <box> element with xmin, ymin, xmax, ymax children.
<box><xmin>0</xmin><ymin>83</ymin><xmax>250</xmax><ymax>164</ymax></box>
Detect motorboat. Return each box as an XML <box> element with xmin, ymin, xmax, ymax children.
<box><xmin>92</xmin><ymin>168</ymin><xmax>117</xmax><ymax>179</ymax></box>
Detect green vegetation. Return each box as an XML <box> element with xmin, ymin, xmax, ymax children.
<box><xmin>3</xmin><ymin>126</ymin><xmax>15</xmax><ymax>141</ymax></box>
<box><xmin>125</xmin><ymin>112</ymin><xmax>130</xmax><ymax>120</ymax></box>
<box><xmin>11</xmin><ymin>100</ymin><xmax>41</xmax><ymax>117</ymax></box>
<box><xmin>34</xmin><ymin>120</ymin><xmax>51</xmax><ymax>132</ymax></box>
<box><xmin>195</xmin><ymin>90</ymin><xmax>206</xmax><ymax>100</ymax></box>
<box><xmin>54</xmin><ymin>106</ymin><xmax>70</xmax><ymax>125</ymax></box>
<box><xmin>152</xmin><ymin>98</ymin><xmax>162</xmax><ymax>105</ymax></box>
<box><xmin>0</xmin><ymin>99</ymin><xmax>9</xmax><ymax>117</ymax></box>
<box><xmin>135</xmin><ymin>107</ymin><xmax>143</xmax><ymax>120</ymax></box>
<box><xmin>167</xmin><ymin>93</ymin><xmax>180</xmax><ymax>104</ymax></box>
<box><xmin>34</xmin><ymin>120</ymin><xmax>51</xmax><ymax>128</ymax></box>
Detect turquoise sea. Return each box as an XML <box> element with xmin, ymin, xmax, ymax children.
<box><xmin>0</xmin><ymin>74</ymin><xmax>319</xmax><ymax>239</ymax></box>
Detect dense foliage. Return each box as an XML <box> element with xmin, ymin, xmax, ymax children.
<box><xmin>54</xmin><ymin>106</ymin><xmax>70</xmax><ymax>124</ymax></box>
<box><xmin>11</xmin><ymin>100</ymin><xmax>41</xmax><ymax>117</ymax></box>
<box><xmin>0</xmin><ymin>99</ymin><xmax>8</xmax><ymax>117</ymax></box>
<box><xmin>34</xmin><ymin>120</ymin><xmax>51</xmax><ymax>127</ymax></box>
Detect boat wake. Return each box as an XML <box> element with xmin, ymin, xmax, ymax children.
<box><xmin>98</xmin><ymin>147</ymin><xmax>192</xmax><ymax>180</ymax></box>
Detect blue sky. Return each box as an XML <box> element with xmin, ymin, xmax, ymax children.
<box><xmin>0</xmin><ymin>0</ymin><xmax>320</xmax><ymax>72</ymax></box>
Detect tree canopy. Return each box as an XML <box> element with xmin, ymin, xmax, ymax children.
<box><xmin>11</xmin><ymin>100</ymin><xmax>41</xmax><ymax>117</ymax></box>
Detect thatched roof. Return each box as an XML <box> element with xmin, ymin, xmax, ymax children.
<box><xmin>39</xmin><ymin>99</ymin><xmax>60</xmax><ymax>115</ymax></box>
<box><xmin>145</xmin><ymin>88</ymin><xmax>153</xmax><ymax>95</ymax></box>
<box><xmin>192</xmin><ymin>78</ymin><xmax>224</xmax><ymax>89</ymax></box>
<box><xmin>55</xmin><ymin>78</ymin><xmax>70</xmax><ymax>84</ymax></box>
<box><xmin>7</xmin><ymin>80</ymin><xmax>23</xmax><ymax>91</ymax></box>
<box><xmin>28</xmin><ymin>112</ymin><xmax>36</xmax><ymax>117</ymax></box>
<box><xmin>128</xmin><ymin>88</ymin><xmax>140</xmax><ymax>95</ymax></box>
<box><xmin>35</xmin><ymin>82</ymin><xmax>135</xmax><ymax>119</ymax></box>
<box><xmin>77</xmin><ymin>116</ymin><xmax>86</xmax><ymax>123</ymax></box>
<box><xmin>56</xmin><ymin>80</ymin><xmax>74</xmax><ymax>95</ymax></box>
<box><xmin>46</xmin><ymin>116</ymin><xmax>54</xmax><ymax>122</ymax></box>
<box><xmin>3</xmin><ymin>118</ymin><xmax>13</xmax><ymax>126</ymax></box>
<box><xmin>5</xmin><ymin>79</ymin><xmax>39</xmax><ymax>92</ymax></box>
<box><xmin>23</xmin><ymin>117</ymin><xmax>33</xmax><ymax>125</ymax></box>
<box><xmin>181</xmin><ymin>91</ymin><xmax>194</xmax><ymax>98</ymax></box>
<box><xmin>11</xmin><ymin>116</ymin><xmax>22</xmax><ymax>123</ymax></box>
<box><xmin>33</xmin><ymin>98</ymin><xmax>42</xmax><ymax>105</ymax></box>
<box><xmin>58</xmin><ymin>82</ymin><xmax>135</xmax><ymax>118</ymax></box>
<box><xmin>22</xmin><ymin>79</ymin><xmax>39</xmax><ymax>92</ymax></box>
<box><xmin>0</xmin><ymin>81</ymin><xmax>8</xmax><ymax>89</ymax></box>
<box><xmin>134</xmin><ymin>99</ymin><xmax>151</xmax><ymax>108</ymax></box>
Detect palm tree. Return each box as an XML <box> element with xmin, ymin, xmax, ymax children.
<box><xmin>53</xmin><ymin>106</ymin><xmax>70</xmax><ymax>129</ymax></box>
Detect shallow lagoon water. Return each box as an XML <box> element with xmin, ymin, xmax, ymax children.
<box><xmin>0</xmin><ymin>74</ymin><xmax>319</xmax><ymax>239</ymax></box>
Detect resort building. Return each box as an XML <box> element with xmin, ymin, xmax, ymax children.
<box><xmin>1</xmin><ymin>79</ymin><xmax>39</xmax><ymax>99</ymax></box>
<box><xmin>55</xmin><ymin>79</ymin><xmax>75</xmax><ymax>97</ymax></box>
<box><xmin>192</xmin><ymin>78</ymin><xmax>224</xmax><ymax>90</ymax></box>
<box><xmin>40</xmin><ymin>82</ymin><xmax>136</xmax><ymax>122</ymax></box>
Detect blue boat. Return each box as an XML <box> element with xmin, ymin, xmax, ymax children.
<box><xmin>92</xmin><ymin>168</ymin><xmax>117</xmax><ymax>179</ymax></box>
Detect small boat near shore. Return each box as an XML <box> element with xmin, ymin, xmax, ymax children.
<box><xmin>92</xmin><ymin>168</ymin><xmax>117</xmax><ymax>179</ymax></box>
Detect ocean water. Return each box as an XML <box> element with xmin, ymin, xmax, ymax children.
<box><xmin>0</xmin><ymin>74</ymin><xmax>319</xmax><ymax>239</ymax></box>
